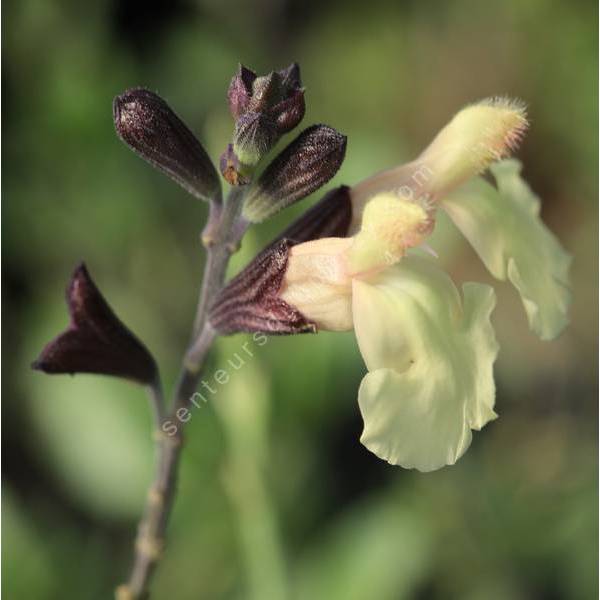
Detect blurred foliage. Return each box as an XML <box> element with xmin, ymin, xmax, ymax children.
<box><xmin>2</xmin><ymin>0</ymin><xmax>598</xmax><ymax>598</ymax></box>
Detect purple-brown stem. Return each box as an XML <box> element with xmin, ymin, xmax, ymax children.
<box><xmin>116</xmin><ymin>189</ymin><xmax>245</xmax><ymax>600</ymax></box>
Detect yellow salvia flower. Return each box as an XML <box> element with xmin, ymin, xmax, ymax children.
<box><xmin>252</xmin><ymin>98</ymin><xmax>568</xmax><ymax>471</ymax></box>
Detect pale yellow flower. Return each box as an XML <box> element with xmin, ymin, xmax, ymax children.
<box><xmin>279</xmin><ymin>98</ymin><xmax>571</xmax><ymax>471</ymax></box>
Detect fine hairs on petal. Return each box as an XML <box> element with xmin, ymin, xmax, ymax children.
<box><xmin>468</xmin><ymin>96</ymin><xmax>529</xmax><ymax>171</ymax></box>
<box><xmin>348</xmin><ymin>96</ymin><xmax>530</xmax><ymax>224</ymax></box>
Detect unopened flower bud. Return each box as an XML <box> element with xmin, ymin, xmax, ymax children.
<box><xmin>114</xmin><ymin>88</ymin><xmax>221</xmax><ymax>202</ymax></box>
<box><xmin>243</xmin><ymin>125</ymin><xmax>347</xmax><ymax>223</ymax></box>
<box><xmin>32</xmin><ymin>263</ymin><xmax>158</xmax><ymax>385</ymax></box>
<box><xmin>226</xmin><ymin>63</ymin><xmax>306</xmax><ymax>181</ymax></box>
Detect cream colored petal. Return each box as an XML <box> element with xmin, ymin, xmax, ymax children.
<box><xmin>347</xmin><ymin>193</ymin><xmax>434</xmax><ymax>274</ymax></box>
<box><xmin>350</xmin><ymin>98</ymin><xmax>528</xmax><ymax>232</ymax></box>
<box><xmin>352</xmin><ymin>257</ymin><xmax>498</xmax><ymax>471</ymax></box>
<box><xmin>280</xmin><ymin>237</ymin><xmax>354</xmax><ymax>331</ymax></box>
<box><xmin>416</xmin><ymin>98</ymin><xmax>528</xmax><ymax>197</ymax></box>
<box><xmin>442</xmin><ymin>159</ymin><xmax>571</xmax><ymax>340</ymax></box>
<box><xmin>358</xmin><ymin>369</ymin><xmax>472</xmax><ymax>472</ymax></box>
<box><xmin>349</xmin><ymin>161</ymin><xmax>430</xmax><ymax>232</ymax></box>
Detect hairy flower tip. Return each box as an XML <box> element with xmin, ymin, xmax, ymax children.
<box><xmin>469</xmin><ymin>97</ymin><xmax>529</xmax><ymax>164</ymax></box>
<box><xmin>32</xmin><ymin>263</ymin><xmax>158</xmax><ymax>385</ymax></box>
<box><xmin>242</xmin><ymin>125</ymin><xmax>347</xmax><ymax>223</ymax></box>
<box><xmin>229</xmin><ymin>63</ymin><xmax>305</xmax><ymax>170</ymax></box>
<box><xmin>277</xmin><ymin>185</ymin><xmax>353</xmax><ymax>245</ymax></box>
<box><xmin>418</xmin><ymin>96</ymin><xmax>529</xmax><ymax>197</ymax></box>
<box><xmin>209</xmin><ymin>239</ymin><xmax>317</xmax><ymax>335</ymax></box>
<box><xmin>113</xmin><ymin>88</ymin><xmax>221</xmax><ymax>201</ymax></box>
<box><xmin>348</xmin><ymin>193</ymin><xmax>435</xmax><ymax>274</ymax></box>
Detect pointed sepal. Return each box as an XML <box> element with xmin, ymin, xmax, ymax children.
<box><xmin>32</xmin><ymin>263</ymin><xmax>158</xmax><ymax>385</ymax></box>
<box><xmin>225</xmin><ymin>62</ymin><xmax>306</xmax><ymax>180</ymax></box>
<box><xmin>227</xmin><ymin>64</ymin><xmax>257</xmax><ymax>120</ymax></box>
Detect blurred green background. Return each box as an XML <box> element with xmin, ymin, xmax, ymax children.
<box><xmin>2</xmin><ymin>0</ymin><xmax>598</xmax><ymax>598</ymax></box>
